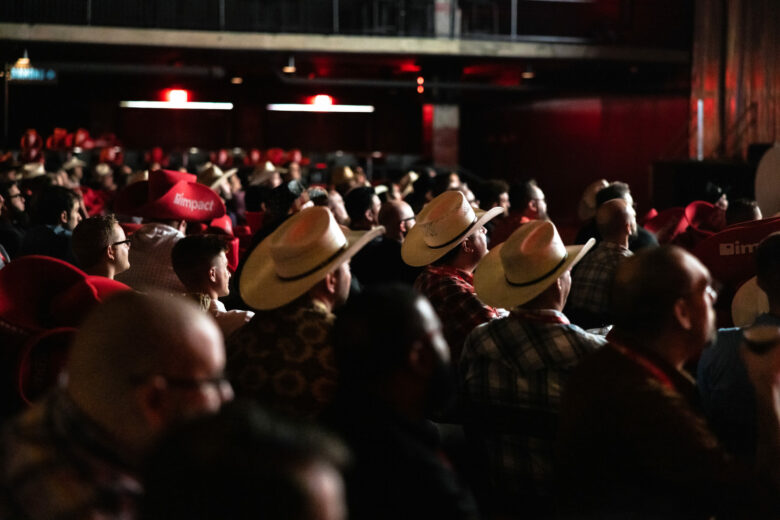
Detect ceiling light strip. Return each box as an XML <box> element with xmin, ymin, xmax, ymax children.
<box><xmin>120</xmin><ymin>101</ymin><xmax>234</xmax><ymax>110</ymax></box>
<box><xmin>266</xmin><ymin>103</ymin><xmax>374</xmax><ymax>113</ymax></box>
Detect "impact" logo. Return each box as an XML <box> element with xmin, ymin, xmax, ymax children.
<box><xmin>719</xmin><ymin>241</ymin><xmax>759</xmax><ymax>256</ymax></box>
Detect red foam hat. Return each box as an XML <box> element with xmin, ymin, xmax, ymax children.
<box><xmin>0</xmin><ymin>255</ymin><xmax>131</xmax><ymax>335</ymax></box>
<box><xmin>693</xmin><ymin>216</ymin><xmax>780</xmax><ymax>291</ymax></box>
<box><xmin>114</xmin><ymin>169</ymin><xmax>226</xmax><ymax>222</ymax></box>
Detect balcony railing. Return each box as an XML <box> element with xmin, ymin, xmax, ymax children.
<box><xmin>1</xmin><ymin>0</ymin><xmax>673</xmax><ymax>46</ymax></box>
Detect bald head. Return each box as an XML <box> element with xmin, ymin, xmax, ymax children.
<box><xmin>67</xmin><ymin>291</ymin><xmax>231</xmax><ymax>455</ymax></box>
<box><xmin>612</xmin><ymin>246</ymin><xmax>715</xmax><ymax>352</ymax></box>
<box><xmin>596</xmin><ymin>198</ymin><xmax>636</xmax><ymax>245</ymax></box>
<box><xmin>378</xmin><ymin>200</ymin><xmax>416</xmax><ymax>242</ymax></box>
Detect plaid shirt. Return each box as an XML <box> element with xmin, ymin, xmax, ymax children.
<box><xmin>414</xmin><ymin>265</ymin><xmax>501</xmax><ymax>361</ymax></box>
<box><xmin>0</xmin><ymin>390</ymin><xmax>142</xmax><ymax>520</ymax></box>
<box><xmin>460</xmin><ymin>309</ymin><xmax>606</xmax><ymax>506</ymax></box>
<box><xmin>567</xmin><ymin>241</ymin><xmax>632</xmax><ymax>318</ymax></box>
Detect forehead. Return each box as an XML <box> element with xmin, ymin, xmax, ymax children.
<box><xmin>681</xmin><ymin>251</ymin><xmax>711</xmax><ymax>286</ymax></box>
<box><xmin>531</xmin><ymin>186</ymin><xmax>545</xmax><ymax>199</ymax></box>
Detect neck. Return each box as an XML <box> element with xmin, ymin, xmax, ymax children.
<box><xmin>85</xmin><ymin>263</ymin><xmax>114</xmax><ymax>279</ymax></box>
<box><xmin>604</xmin><ymin>234</ymin><xmax>629</xmax><ymax>249</ymax></box>
<box><xmin>619</xmin><ymin>331</ymin><xmax>690</xmax><ymax>371</ymax></box>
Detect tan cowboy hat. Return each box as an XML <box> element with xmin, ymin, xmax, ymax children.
<box><xmin>240</xmin><ymin>206</ymin><xmax>384</xmax><ymax>310</ymax></box>
<box><xmin>401</xmin><ymin>190</ymin><xmax>504</xmax><ymax>267</ymax></box>
<box><xmin>21</xmin><ymin>162</ymin><xmax>46</xmax><ymax>180</ymax></box>
<box><xmin>62</xmin><ymin>157</ymin><xmax>86</xmax><ymax>171</ymax></box>
<box><xmin>197</xmin><ymin>162</ymin><xmax>238</xmax><ymax>191</ymax></box>
<box><xmin>474</xmin><ymin>220</ymin><xmax>595</xmax><ymax>309</ymax></box>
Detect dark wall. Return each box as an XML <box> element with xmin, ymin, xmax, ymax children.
<box><xmin>460</xmin><ymin>94</ymin><xmax>690</xmax><ymax>226</ymax></box>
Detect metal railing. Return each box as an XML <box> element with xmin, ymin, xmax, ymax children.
<box><xmin>1</xmin><ymin>0</ymin><xmax>609</xmax><ymax>42</ymax></box>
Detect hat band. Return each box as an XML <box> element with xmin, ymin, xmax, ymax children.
<box><xmin>275</xmin><ymin>243</ymin><xmax>349</xmax><ymax>282</ymax></box>
<box><xmin>429</xmin><ymin>216</ymin><xmax>478</xmax><ymax>249</ymax></box>
<box><xmin>505</xmin><ymin>253</ymin><xmax>568</xmax><ymax>287</ymax></box>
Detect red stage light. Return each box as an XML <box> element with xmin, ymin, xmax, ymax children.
<box><xmin>417</xmin><ymin>76</ymin><xmax>424</xmax><ymax>85</ymax></box>
<box><xmin>165</xmin><ymin>89</ymin><xmax>189</xmax><ymax>103</ymax></box>
<box><xmin>417</xmin><ymin>85</ymin><xmax>424</xmax><ymax>94</ymax></box>
<box><xmin>309</xmin><ymin>94</ymin><xmax>334</xmax><ymax>106</ymax></box>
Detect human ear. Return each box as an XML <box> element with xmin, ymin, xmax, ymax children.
<box><xmin>673</xmin><ymin>297</ymin><xmax>692</xmax><ymax>331</ymax></box>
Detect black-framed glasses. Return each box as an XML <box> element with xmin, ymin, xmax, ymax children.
<box><xmin>129</xmin><ymin>373</ymin><xmax>231</xmax><ymax>393</ymax></box>
<box><xmin>111</xmin><ymin>239</ymin><xmax>132</xmax><ymax>248</ymax></box>
<box><xmin>7</xmin><ymin>193</ymin><xmax>23</xmax><ymax>199</ymax></box>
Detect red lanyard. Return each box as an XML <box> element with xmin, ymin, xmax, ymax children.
<box><xmin>609</xmin><ymin>340</ymin><xmax>675</xmax><ymax>391</ymax></box>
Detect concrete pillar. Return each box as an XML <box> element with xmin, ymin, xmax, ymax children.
<box><xmin>426</xmin><ymin>104</ymin><xmax>459</xmax><ymax>167</ymax></box>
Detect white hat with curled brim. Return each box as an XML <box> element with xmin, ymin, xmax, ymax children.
<box><xmin>402</xmin><ymin>190</ymin><xmax>504</xmax><ymax>267</ymax></box>
<box><xmin>240</xmin><ymin>206</ymin><xmax>384</xmax><ymax>310</ymax></box>
<box><xmin>474</xmin><ymin>219</ymin><xmax>595</xmax><ymax>309</ymax></box>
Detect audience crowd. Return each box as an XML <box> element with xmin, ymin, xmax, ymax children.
<box><xmin>1</xmin><ymin>133</ymin><xmax>780</xmax><ymax>519</ymax></box>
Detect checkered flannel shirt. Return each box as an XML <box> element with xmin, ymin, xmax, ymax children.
<box><xmin>460</xmin><ymin>309</ymin><xmax>606</xmax><ymax>501</ymax></box>
<box><xmin>567</xmin><ymin>241</ymin><xmax>632</xmax><ymax>316</ymax></box>
<box><xmin>414</xmin><ymin>265</ymin><xmax>501</xmax><ymax>361</ymax></box>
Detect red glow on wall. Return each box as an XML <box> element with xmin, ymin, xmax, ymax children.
<box><xmin>422</xmin><ymin>104</ymin><xmax>434</xmax><ymax>155</ymax></box>
<box><xmin>399</xmin><ymin>62</ymin><xmax>421</xmax><ymax>73</ymax></box>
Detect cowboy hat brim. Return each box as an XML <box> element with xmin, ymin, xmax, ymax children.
<box><xmin>402</xmin><ymin>206</ymin><xmax>504</xmax><ymax>267</ymax></box>
<box><xmin>474</xmin><ymin>238</ymin><xmax>595</xmax><ymax>309</ymax></box>
<box><xmin>240</xmin><ymin>225</ymin><xmax>385</xmax><ymax>311</ymax></box>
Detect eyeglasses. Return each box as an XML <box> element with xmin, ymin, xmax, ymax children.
<box><xmin>111</xmin><ymin>239</ymin><xmax>132</xmax><ymax>248</ymax></box>
<box><xmin>7</xmin><ymin>193</ymin><xmax>23</xmax><ymax>200</ymax></box>
<box><xmin>681</xmin><ymin>281</ymin><xmax>720</xmax><ymax>304</ymax></box>
<box><xmin>130</xmin><ymin>373</ymin><xmax>231</xmax><ymax>393</ymax></box>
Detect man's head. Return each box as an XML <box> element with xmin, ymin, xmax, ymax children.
<box><xmin>595</xmin><ymin>181</ymin><xmax>633</xmax><ymax>209</ymax></box>
<box><xmin>0</xmin><ymin>180</ymin><xmax>25</xmax><ymax>216</ymax></box>
<box><xmin>474</xmin><ymin>220</ymin><xmax>594</xmax><ymax>311</ymax></box>
<box><xmin>477</xmin><ymin>179</ymin><xmax>510</xmax><ymax>213</ymax></box>
<box><xmin>66</xmin><ymin>292</ymin><xmax>233</xmax><ymax>457</ymax></box>
<box><xmin>378</xmin><ymin>200</ymin><xmax>416</xmax><ymax>242</ymax></box>
<box><xmin>30</xmin><ymin>185</ymin><xmax>81</xmax><ymax>229</ymax></box>
<box><xmin>726</xmin><ymin>198</ymin><xmax>762</xmax><ymax>227</ymax></box>
<box><xmin>755</xmin><ymin>233</ymin><xmax>780</xmax><ymax>307</ymax></box>
<box><xmin>171</xmin><ymin>235</ymin><xmax>231</xmax><ymax>299</ymax></box>
<box><xmin>596</xmin><ymin>198</ymin><xmax>637</xmax><ymax>245</ymax></box>
<box><xmin>511</xmin><ymin>180</ymin><xmax>547</xmax><ymax>220</ymax></box>
<box><xmin>240</xmin><ymin>206</ymin><xmax>382</xmax><ymax>311</ymax></box>
<box><xmin>335</xmin><ymin>285</ymin><xmax>453</xmax><ymax>415</ymax></box>
<box><xmin>611</xmin><ymin>246</ymin><xmax>717</xmax><ymax>359</ymax></box>
<box><xmin>343</xmin><ymin>186</ymin><xmax>380</xmax><ymax>230</ymax></box>
<box><xmin>401</xmin><ymin>190</ymin><xmax>503</xmax><ymax>271</ymax></box>
<box><xmin>144</xmin><ymin>400</ymin><xmax>347</xmax><ymax>520</ymax></box>
<box><xmin>71</xmin><ymin>215</ymin><xmax>131</xmax><ymax>278</ymax></box>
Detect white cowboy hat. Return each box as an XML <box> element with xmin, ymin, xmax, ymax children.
<box><xmin>401</xmin><ymin>190</ymin><xmax>503</xmax><ymax>267</ymax></box>
<box><xmin>240</xmin><ymin>206</ymin><xmax>384</xmax><ymax>310</ymax></box>
<box><xmin>474</xmin><ymin>219</ymin><xmax>595</xmax><ymax>309</ymax></box>
<box><xmin>197</xmin><ymin>162</ymin><xmax>238</xmax><ymax>191</ymax></box>
<box><xmin>62</xmin><ymin>157</ymin><xmax>86</xmax><ymax>171</ymax></box>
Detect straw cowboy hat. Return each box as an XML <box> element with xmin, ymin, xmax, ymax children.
<box><xmin>197</xmin><ymin>162</ymin><xmax>238</xmax><ymax>191</ymax></box>
<box><xmin>114</xmin><ymin>169</ymin><xmax>225</xmax><ymax>221</ymax></box>
<box><xmin>474</xmin><ymin>220</ymin><xmax>595</xmax><ymax>309</ymax></box>
<box><xmin>401</xmin><ymin>190</ymin><xmax>504</xmax><ymax>267</ymax></box>
<box><xmin>240</xmin><ymin>206</ymin><xmax>384</xmax><ymax>310</ymax></box>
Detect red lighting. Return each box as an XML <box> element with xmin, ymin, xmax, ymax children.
<box><xmin>309</xmin><ymin>94</ymin><xmax>334</xmax><ymax>106</ymax></box>
<box><xmin>399</xmin><ymin>62</ymin><xmax>422</xmax><ymax>73</ymax></box>
<box><xmin>417</xmin><ymin>76</ymin><xmax>424</xmax><ymax>85</ymax></box>
<box><xmin>165</xmin><ymin>89</ymin><xmax>189</xmax><ymax>103</ymax></box>
<box><xmin>417</xmin><ymin>85</ymin><xmax>424</xmax><ymax>94</ymax></box>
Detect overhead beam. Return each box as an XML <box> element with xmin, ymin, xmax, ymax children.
<box><xmin>0</xmin><ymin>23</ymin><xmax>689</xmax><ymax>64</ymax></box>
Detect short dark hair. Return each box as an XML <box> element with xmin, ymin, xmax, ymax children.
<box><xmin>756</xmin><ymin>233</ymin><xmax>780</xmax><ymax>299</ymax></box>
<box><xmin>171</xmin><ymin>235</ymin><xmax>229</xmax><ymax>289</ymax></box>
<box><xmin>143</xmin><ymin>399</ymin><xmax>348</xmax><ymax>520</ymax></box>
<box><xmin>726</xmin><ymin>198</ymin><xmax>760</xmax><ymax>227</ymax></box>
<box><xmin>30</xmin><ymin>185</ymin><xmax>78</xmax><ymax>226</ymax></box>
<box><xmin>476</xmin><ymin>179</ymin><xmax>509</xmax><ymax>210</ymax></box>
<box><xmin>72</xmin><ymin>215</ymin><xmax>119</xmax><ymax>269</ymax></box>
<box><xmin>611</xmin><ymin>245</ymin><xmax>694</xmax><ymax>342</ymax></box>
<box><xmin>335</xmin><ymin>284</ymin><xmax>428</xmax><ymax>390</ymax></box>
<box><xmin>510</xmin><ymin>179</ymin><xmax>540</xmax><ymax>209</ymax></box>
<box><xmin>343</xmin><ymin>186</ymin><xmax>376</xmax><ymax>224</ymax></box>
<box><xmin>595</xmin><ymin>181</ymin><xmax>631</xmax><ymax>207</ymax></box>
<box><xmin>0</xmin><ymin>180</ymin><xmax>19</xmax><ymax>201</ymax></box>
